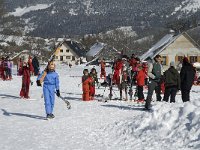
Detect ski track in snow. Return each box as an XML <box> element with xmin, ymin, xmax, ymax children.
<box><xmin>0</xmin><ymin>65</ymin><xmax>200</xmax><ymax>150</ymax></box>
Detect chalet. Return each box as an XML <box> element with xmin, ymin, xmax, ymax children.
<box><xmin>54</xmin><ymin>40</ymin><xmax>86</xmax><ymax>65</ymax></box>
<box><xmin>140</xmin><ymin>32</ymin><xmax>200</xmax><ymax>69</ymax></box>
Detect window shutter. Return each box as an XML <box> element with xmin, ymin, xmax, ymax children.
<box><xmin>175</xmin><ymin>55</ymin><xmax>178</xmax><ymax>63</ymax></box>
<box><xmin>166</xmin><ymin>56</ymin><xmax>169</xmax><ymax>66</ymax></box>
<box><xmin>198</xmin><ymin>56</ymin><xmax>200</xmax><ymax>63</ymax></box>
<box><xmin>187</xmin><ymin>55</ymin><xmax>190</xmax><ymax>62</ymax></box>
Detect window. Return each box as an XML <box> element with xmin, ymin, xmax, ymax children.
<box><xmin>66</xmin><ymin>49</ymin><xmax>69</xmax><ymax>53</ymax></box>
<box><xmin>60</xmin><ymin>56</ymin><xmax>63</xmax><ymax>61</ymax></box>
<box><xmin>72</xmin><ymin>56</ymin><xmax>75</xmax><ymax>61</ymax></box>
<box><xmin>66</xmin><ymin>56</ymin><xmax>71</xmax><ymax>59</ymax></box>
<box><xmin>178</xmin><ymin>56</ymin><xmax>184</xmax><ymax>62</ymax></box>
<box><xmin>190</xmin><ymin>56</ymin><xmax>197</xmax><ymax>63</ymax></box>
<box><xmin>55</xmin><ymin>56</ymin><xmax>58</xmax><ymax>59</ymax></box>
<box><xmin>60</xmin><ymin>49</ymin><xmax>63</xmax><ymax>53</ymax></box>
<box><xmin>161</xmin><ymin>56</ymin><xmax>167</xmax><ymax>65</ymax></box>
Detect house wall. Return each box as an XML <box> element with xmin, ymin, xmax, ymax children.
<box><xmin>159</xmin><ymin>35</ymin><xmax>200</xmax><ymax>70</ymax></box>
<box><xmin>54</xmin><ymin>43</ymin><xmax>80</xmax><ymax>65</ymax></box>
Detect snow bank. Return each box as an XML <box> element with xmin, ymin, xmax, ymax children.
<box><xmin>9</xmin><ymin>4</ymin><xmax>52</xmax><ymax>17</ymax></box>
<box><xmin>91</xmin><ymin>101</ymin><xmax>200</xmax><ymax>149</ymax></box>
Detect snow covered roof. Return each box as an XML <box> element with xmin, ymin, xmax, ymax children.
<box><xmin>86</xmin><ymin>42</ymin><xmax>106</xmax><ymax>57</ymax></box>
<box><xmin>140</xmin><ymin>34</ymin><xmax>181</xmax><ymax>61</ymax></box>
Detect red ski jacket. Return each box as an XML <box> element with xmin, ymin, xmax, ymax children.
<box><xmin>136</xmin><ymin>69</ymin><xmax>146</xmax><ymax>86</ymax></box>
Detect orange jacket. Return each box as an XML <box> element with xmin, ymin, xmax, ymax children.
<box><xmin>136</xmin><ymin>69</ymin><xmax>146</xmax><ymax>86</ymax></box>
<box><xmin>82</xmin><ymin>75</ymin><xmax>92</xmax><ymax>92</ymax></box>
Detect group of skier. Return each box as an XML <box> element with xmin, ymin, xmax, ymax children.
<box><xmin>81</xmin><ymin>54</ymin><xmax>196</xmax><ymax>111</ymax></box>
<box><xmin>0</xmin><ymin>56</ymin><xmax>13</xmax><ymax>80</ymax></box>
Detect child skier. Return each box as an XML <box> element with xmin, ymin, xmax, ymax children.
<box><xmin>89</xmin><ymin>68</ymin><xmax>99</xmax><ymax>100</ymax></box>
<box><xmin>119</xmin><ymin>66</ymin><xmax>129</xmax><ymax>100</ymax></box>
<box><xmin>135</xmin><ymin>64</ymin><xmax>146</xmax><ymax>103</ymax></box>
<box><xmin>20</xmin><ymin>61</ymin><xmax>31</xmax><ymax>99</ymax></box>
<box><xmin>82</xmin><ymin>69</ymin><xmax>92</xmax><ymax>101</ymax></box>
<box><xmin>37</xmin><ymin>61</ymin><xmax>60</xmax><ymax>119</ymax></box>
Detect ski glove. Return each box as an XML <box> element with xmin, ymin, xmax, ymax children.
<box><xmin>36</xmin><ymin>80</ymin><xmax>41</xmax><ymax>86</ymax></box>
<box><xmin>56</xmin><ymin>90</ymin><xmax>60</xmax><ymax>97</ymax></box>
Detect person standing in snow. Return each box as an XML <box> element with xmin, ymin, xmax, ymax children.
<box><xmin>17</xmin><ymin>58</ymin><xmax>23</xmax><ymax>76</ymax></box>
<box><xmin>82</xmin><ymin>69</ymin><xmax>93</xmax><ymax>101</ymax></box>
<box><xmin>180</xmin><ymin>57</ymin><xmax>196</xmax><ymax>102</ymax></box>
<box><xmin>7</xmin><ymin>59</ymin><xmax>13</xmax><ymax>80</ymax></box>
<box><xmin>163</xmin><ymin>61</ymin><xmax>180</xmax><ymax>103</ymax></box>
<box><xmin>135</xmin><ymin>64</ymin><xmax>146</xmax><ymax>103</ymax></box>
<box><xmin>100</xmin><ymin>59</ymin><xmax>106</xmax><ymax>80</ymax></box>
<box><xmin>20</xmin><ymin>61</ymin><xmax>31</xmax><ymax>99</ymax></box>
<box><xmin>32</xmin><ymin>56</ymin><xmax>40</xmax><ymax>76</ymax></box>
<box><xmin>145</xmin><ymin>55</ymin><xmax>164</xmax><ymax>110</ymax></box>
<box><xmin>89</xmin><ymin>68</ymin><xmax>99</xmax><ymax>100</ymax></box>
<box><xmin>28</xmin><ymin>56</ymin><xmax>34</xmax><ymax>76</ymax></box>
<box><xmin>37</xmin><ymin>61</ymin><xmax>60</xmax><ymax>119</ymax></box>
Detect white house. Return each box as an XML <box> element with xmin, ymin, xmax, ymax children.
<box><xmin>54</xmin><ymin>40</ymin><xmax>86</xmax><ymax>65</ymax></box>
<box><xmin>140</xmin><ymin>32</ymin><xmax>200</xmax><ymax>69</ymax></box>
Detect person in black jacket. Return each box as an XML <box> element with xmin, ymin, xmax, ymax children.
<box><xmin>180</xmin><ymin>57</ymin><xmax>196</xmax><ymax>102</ymax></box>
<box><xmin>163</xmin><ymin>61</ymin><xmax>180</xmax><ymax>103</ymax></box>
<box><xmin>32</xmin><ymin>56</ymin><xmax>40</xmax><ymax>76</ymax></box>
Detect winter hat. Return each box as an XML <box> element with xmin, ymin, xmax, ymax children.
<box><xmin>183</xmin><ymin>57</ymin><xmax>189</xmax><ymax>63</ymax></box>
<box><xmin>170</xmin><ymin>61</ymin><xmax>175</xmax><ymax>67</ymax></box>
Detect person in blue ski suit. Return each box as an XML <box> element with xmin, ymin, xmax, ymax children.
<box><xmin>37</xmin><ymin>61</ymin><xmax>60</xmax><ymax>119</ymax></box>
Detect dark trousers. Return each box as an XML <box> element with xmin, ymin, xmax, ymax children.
<box><xmin>181</xmin><ymin>89</ymin><xmax>190</xmax><ymax>102</ymax></box>
<box><xmin>163</xmin><ymin>87</ymin><xmax>177</xmax><ymax>103</ymax></box>
<box><xmin>137</xmin><ymin>86</ymin><xmax>144</xmax><ymax>100</ymax></box>
<box><xmin>145</xmin><ymin>80</ymin><xmax>161</xmax><ymax>109</ymax></box>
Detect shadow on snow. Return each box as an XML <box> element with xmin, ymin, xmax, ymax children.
<box><xmin>0</xmin><ymin>94</ymin><xmax>20</xmax><ymax>99</ymax></box>
<box><xmin>1</xmin><ymin>109</ymin><xmax>46</xmax><ymax>120</ymax></box>
<box><xmin>101</xmin><ymin>104</ymin><xmax>145</xmax><ymax>111</ymax></box>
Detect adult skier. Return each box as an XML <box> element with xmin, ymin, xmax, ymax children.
<box><xmin>37</xmin><ymin>61</ymin><xmax>60</xmax><ymax>119</ymax></box>
<box><xmin>145</xmin><ymin>55</ymin><xmax>164</xmax><ymax>110</ymax></box>
<box><xmin>20</xmin><ymin>61</ymin><xmax>31</xmax><ymax>99</ymax></box>
<box><xmin>32</xmin><ymin>56</ymin><xmax>40</xmax><ymax>76</ymax></box>
<box><xmin>163</xmin><ymin>61</ymin><xmax>180</xmax><ymax>103</ymax></box>
<box><xmin>180</xmin><ymin>57</ymin><xmax>195</xmax><ymax>102</ymax></box>
<box><xmin>100</xmin><ymin>59</ymin><xmax>106</xmax><ymax>79</ymax></box>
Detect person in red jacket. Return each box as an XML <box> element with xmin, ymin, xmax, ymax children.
<box><xmin>28</xmin><ymin>56</ymin><xmax>34</xmax><ymax>75</ymax></box>
<box><xmin>142</xmin><ymin>62</ymin><xmax>148</xmax><ymax>86</ymax></box>
<box><xmin>136</xmin><ymin>64</ymin><xmax>146</xmax><ymax>103</ymax></box>
<box><xmin>20</xmin><ymin>62</ymin><xmax>31</xmax><ymax>99</ymax></box>
<box><xmin>100</xmin><ymin>59</ymin><xmax>106</xmax><ymax>79</ymax></box>
<box><xmin>113</xmin><ymin>58</ymin><xmax>123</xmax><ymax>85</ymax></box>
<box><xmin>82</xmin><ymin>69</ymin><xmax>92</xmax><ymax>101</ymax></box>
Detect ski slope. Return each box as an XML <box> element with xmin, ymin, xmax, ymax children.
<box><xmin>0</xmin><ymin>65</ymin><xmax>200</xmax><ymax>150</ymax></box>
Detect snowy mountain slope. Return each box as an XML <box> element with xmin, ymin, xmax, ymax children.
<box><xmin>0</xmin><ymin>65</ymin><xmax>200</xmax><ymax>150</ymax></box>
<box><xmin>9</xmin><ymin>3</ymin><xmax>53</xmax><ymax>17</ymax></box>
<box><xmin>172</xmin><ymin>0</ymin><xmax>200</xmax><ymax>15</ymax></box>
<box><xmin>4</xmin><ymin>0</ymin><xmax>200</xmax><ymax>37</ymax></box>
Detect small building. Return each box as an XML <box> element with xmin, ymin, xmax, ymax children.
<box><xmin>140</xmin><ymin>32</ymin><xmax>200</xmax><ymax>69</ymax></box>
<box><xmin>54</xmin><ymin>40</ymin><xmax>86</xmax><ymax>65</ymax></box>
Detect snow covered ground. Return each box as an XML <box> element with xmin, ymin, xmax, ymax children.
<box><xmin>0</xmin><ymin>65</ymin><xmax>200</xmax><ymax>150</ymax></box>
